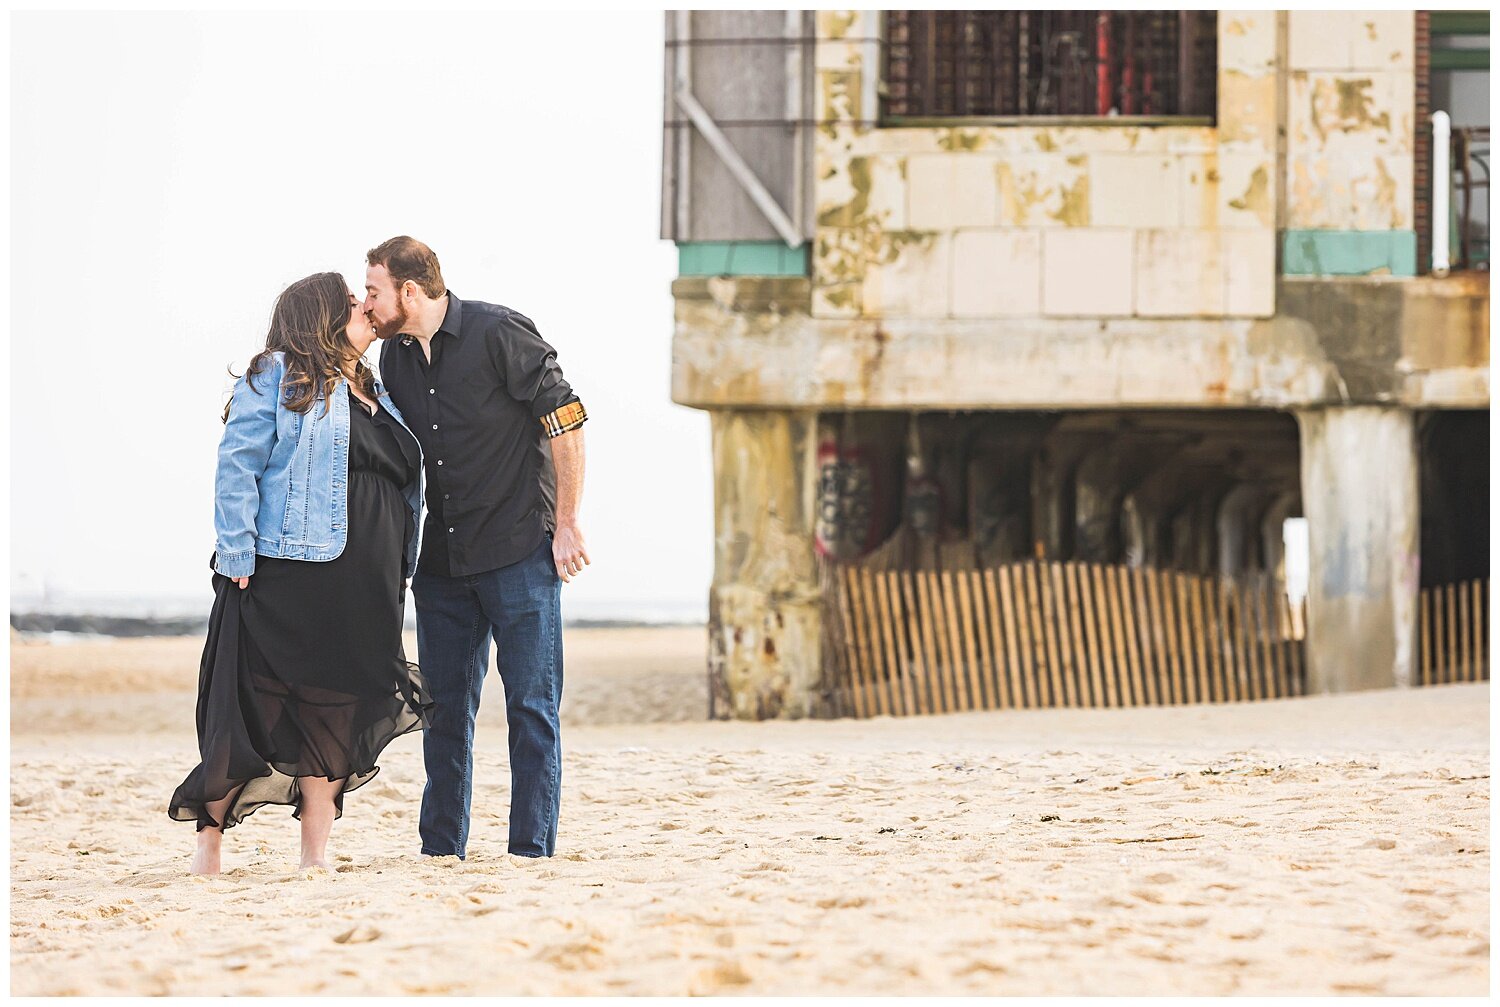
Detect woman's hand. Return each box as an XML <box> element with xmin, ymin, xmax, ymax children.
<box><xmin>233</xmin><ymin>576</ymin><xmax>250</xmax><ymax>590</ymax></box>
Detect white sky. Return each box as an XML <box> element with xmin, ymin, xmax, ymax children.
<box><xmin>10</xmin><ymin>11</ymin><xmax>713</xmax><ymax>621</ymax></box>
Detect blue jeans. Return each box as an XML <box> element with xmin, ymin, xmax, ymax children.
<box><xmin>412</xmin><ymin>533</ymin><xmax>563</xmax><ymax>858</ymax></box>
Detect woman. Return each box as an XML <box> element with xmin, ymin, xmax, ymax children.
<box><xmin>169</xmin><ymin>272</ymin><xmax>432</xmax><ymax>875</ymax></box>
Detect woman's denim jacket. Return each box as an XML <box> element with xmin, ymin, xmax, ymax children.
<box><xmin>212</xmin><ymin>351</ymin><xmax>424</xmax><ymax>579</ymax></box>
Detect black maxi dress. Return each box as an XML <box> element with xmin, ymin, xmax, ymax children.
<box><xmin>169</xmin><ymin>388</ymin><xmax>432</xmax><ymax>831</ymax></box>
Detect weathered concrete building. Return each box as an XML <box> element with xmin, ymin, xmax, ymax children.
<box><xmin>662</xmin><ymin>11</ymin><xmax>1490</xmax><ymax>718</ymax></box>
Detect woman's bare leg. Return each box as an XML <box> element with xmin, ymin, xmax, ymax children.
<box><xmin>191</xmin><ymin>785</ymin><xmax>246</xmax><ymax>875</ymax></box>
<box><xmin>298</xmin><ymin>776</ymin><xmax>342</xmax><ymax>869</ymax></box>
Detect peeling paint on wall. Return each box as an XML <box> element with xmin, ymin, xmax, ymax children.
<box><xmin>936</xmin><ymin>128</ymin><xmax>986</xmax><ymax>152</ymax></box>
<box><xmin>818</xmin><ymin>69</ymin><xmax>860</xmax><ymax>139</ymax></box>
<box><xmin>800</xmin><ymin>10</ymin><xmax>1415</xmax><ymax>317</ymax></box>
<box><xmin>1229</xmin><ymin>165</ymin><xmax>1272</xmax><ymax>217</ymax></box>
<box><xmin>807</xmin><ymin>10</ymin><xmax>1283</xmax><ymax>321</ymax></box>
<box><xmin>1218</xmin><ymin>70</ymin><xmax>1279</xmax><ymax>147</ymax></box>
<box><xmin>1308</xmin><ymin>77</ymin><xmax>1391</xmax><ymax>142</ymax></box>
<box><xmin>818</xmin><ymin>10</ymin><xmax>857</xmax><ymax>40</ymax></box>
<box><xmin>995</xmin><ymin>155</ymin><xmax>1092</xmax><ymax>227</ymax></box>
<box><xmin>1287</xmin><ymin>67</ymin><xmax>1413</xmax><ymax>230</ymax></box>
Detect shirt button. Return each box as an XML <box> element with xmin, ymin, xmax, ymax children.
<box><xmin>443</xmin><ymin>494</ymin><xmax>450</xmax><ymax>500</ymax></box>
<box><xmin>436</xmin><ymin>459</ymin><xmax>443</xmax><ymax>466</ymax></box>
<box><xmin>432</xmin><ymin>424</ymin><xmax>438</xmax><ymax>430</ymax></box>
<box><xmin>448</xmin><ymin>527</ymin><xmax>455</xmax><ymax>533</ymax></box>
<box><xmin>429</xmin><ymin>388</ymin><xmax>435</xmax><ymax>395</ymax></box>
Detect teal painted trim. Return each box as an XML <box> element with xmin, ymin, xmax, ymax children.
<box><xmin>677</xmin><ymin>241</ymin><xmax>808</xmax><ymax>277</ymax></box>
<box><xmin>1281</xmin><ymin>230</ymin><xmax>1417</xmax><ymax>277</ymax></box>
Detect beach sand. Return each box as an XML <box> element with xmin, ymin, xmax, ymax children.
<box><xmin>10</xmin><ymin>628</ymin><xmax>1490</xmax><ymax>995</ymax></box>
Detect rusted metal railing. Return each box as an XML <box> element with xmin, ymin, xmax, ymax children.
<box><xmin>1453</xmin><ymin>126</ymin><xmax>1490</xmax><ymax>272</ymax></box>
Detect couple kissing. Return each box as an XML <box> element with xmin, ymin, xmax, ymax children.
<box><xmin>168</xmin><ymin>236</ymin><xmax>589</xmax><ymax>874</ymax></box>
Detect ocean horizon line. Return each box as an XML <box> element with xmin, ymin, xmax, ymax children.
<box><xmin>11</xmin><ymin>611</ymin><xmax>708</xmax><ymax>642</ymax></box>
<box><xmin>11</xmin><ymin>593</ymin><xmax>709</xmax><ymax>641</ymax></box>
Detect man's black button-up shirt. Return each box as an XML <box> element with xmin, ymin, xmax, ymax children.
<box><xmin>377</xmin><ymin>292</ymin><xmax>585</xmax><ymax>578</ymax></box>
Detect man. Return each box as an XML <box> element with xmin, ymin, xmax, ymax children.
<box><xmin>364</xmin><ymin>236</ymin><xmax>588</xmax><ymax>859</ymax></box>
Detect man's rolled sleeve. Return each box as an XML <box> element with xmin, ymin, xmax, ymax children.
<box><xmin>540</xmin><ymin>399</ymin><xmax>587</xmax><ymax>438</ymax></box>
<box><xmin>493</xmin><ymin>310</ymin><xmax>587</xmax><ymax>437</ymax></box>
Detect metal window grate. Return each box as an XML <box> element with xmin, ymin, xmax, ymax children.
<box><xmin>884</xmin><ymin>11</ymin><xmax>1217</xmax><ymax>121</ymax></box>
<box><xmin>1453</xmin><ymin>126</ymin><xmax>1490</xmax><ymax>270</ymax></box>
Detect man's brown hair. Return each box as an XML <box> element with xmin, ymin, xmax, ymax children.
<box><xmin>366</xmin><ymin>235</ymin><xmax>445</xmax><ymax>299</ymax></box>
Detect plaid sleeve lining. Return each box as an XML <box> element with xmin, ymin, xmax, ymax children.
<box><xmin>540</xmin><ymin>399</ymin><xmax>587</xmax><ymax>438</ymax></box>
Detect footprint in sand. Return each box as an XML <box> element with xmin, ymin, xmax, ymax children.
<box><xmin>688</xmin><ymin>958</ymin><xmax>752</xmax><ymax>993</ymax></box>
<box><xmin>114</xmin><ymin>871</ymin><xmax>177</xmax><ymax>889</ymax></box>
<box><xmin>332</xmin><ymin>925</ymin><xmax>381</xmax><ymax>944</ymax></box>
<box><xmin>211</xmin><ymin>942</ymin><xmax>276</xmax><ymax>963</ymax></box>
<box><xmin>465</xmin><ymin>881</ymin><xmax>506</xmax><ymax>895</ymax></box>
<box><xmin>534</xmin><ymin>937</ymin><xmax>607</xmax><ymax>970</ymax></box>
<box><xmin>275</xmin><ymin>866</ymin><xmax>338</xmax><ymax>882</ymax></box>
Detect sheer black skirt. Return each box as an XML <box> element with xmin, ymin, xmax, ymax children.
<box><xmin>169</xmin><ymin>395</ymin><xmax>430</xmax><ymax>831</ymax></box>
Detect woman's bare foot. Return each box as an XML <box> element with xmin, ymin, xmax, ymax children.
<box><xmin>297</xmin><ymin>775</ymin><xmax>343</xmax><ymax>871</ymax></box>
<box><xmin>192</xmin><ymin>786</ymin><xmax>243</xmax><ymax>875</ymax></box>
<box><xmin>191</xmin><ymin>831</ymin><xmax>222</xmax><ymax>875</ymax></box>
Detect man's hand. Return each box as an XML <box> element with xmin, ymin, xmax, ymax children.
<box><xmin>233</xmin><ymin>576</ymin><xmax>250</xmax><ymax>590</ymax></box>
<box><xmin>552</xmin><ymin>522</ymin><xmax>590</xmax><ymax>583</ymax></box>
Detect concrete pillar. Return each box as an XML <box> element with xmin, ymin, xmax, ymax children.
<box><xmin>969</xmin><ymin>454</ymin><xmax>1030</xmax><ymax>566</ymax></box>
<box><xmin>1169</xmin><ymin>484</ymin><xmax>1227</xmax><ymax>574</ymax></box>
<box><xmin>1296</xmin><ymin>407</ymin><xmax>1420</xmax><ymax>692</ymax></box>
<box><xmin>708</xmin><ymin>409</ymin><xmax>825</xmax><ymax>719</ymax></box>
<box><xmin>1074</xmin><ymin>447</ymin><xmax>1123</xmax><ymax>563</ymax></box>
<box><xmin>1121</xmin><ymin>495</ymin><xmax>1148</xmax><ymax>567</ymax></box>
<box><xmin>1218</xmin><ymin>484</ymin><xmax>1280</xmax><ymax>575</ymax></box>
<box><xmin>1032</xmin><ymin>438</ymin><xmax>1087</xmax><ymax>560</ymax></box>
<box><xmin>1122</xmin><ymin>466</ymin><xmax>1192</xmax><ymax>568</ymax></box>
<box><xmin>1258</xmin><ymin>490</ymin><xmax>1301</xmax><ymax>580</ymax></box>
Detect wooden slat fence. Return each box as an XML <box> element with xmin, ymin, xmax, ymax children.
<box><xmin>1418</xmin><ymin>578</ymin><xmax>1490</xmax><ymax>685</ymax></box>
<box><xmin>821</xmin><ymin>559</ymin><xmax>1308</xmax><ymax>717</ymax></box>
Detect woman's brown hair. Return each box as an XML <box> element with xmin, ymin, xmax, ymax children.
<box><xmin>224</xmin><ymin>272</ymin><xmax>376</xmax><ymax>421</ymax></box>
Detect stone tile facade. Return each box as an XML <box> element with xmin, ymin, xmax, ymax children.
<box><xmin>1285</xmin><ymin>12</ymin><xmax>1415</xmax><ymax>231</ymax></box>
<box><xmin>809</xmin><ymin>10</ymin><xmax>1419</xmax><ymax>319</ymax></box>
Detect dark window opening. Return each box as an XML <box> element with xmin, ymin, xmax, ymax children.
<box><xmin>1416</xmin><ymin>409</ymin><xmax>1490</xmax><ymax>685</ymax></box>
<box><xmin>1419</xmin><ymin>410</ymin><xmax>1489</xmax><ymax>587</ymax></box>
<box><xmin>882</xmin><ymin>11</ymin><xmax>1217</xmax><ymax>122</ymax></box>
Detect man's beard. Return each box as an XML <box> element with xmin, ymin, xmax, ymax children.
<box><xmin>378</xmin><ymin>299</ymin><xmax>411</xmax><ymax>340</ymax></box>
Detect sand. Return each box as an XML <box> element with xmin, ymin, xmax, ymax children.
<box><xmin>9</xmin><ymin>628</ymin><xmax>1491</xmax><ymax>996</ymax></box>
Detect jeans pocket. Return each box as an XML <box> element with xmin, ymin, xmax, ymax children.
<box><xmin>537</xmin><ymin>532</ymin><xmax>560</xmax><ymax>584</ymax></box>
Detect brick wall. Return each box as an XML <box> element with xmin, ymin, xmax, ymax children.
<box><xmin>1414</xmin><ymin>11</ymin><xmax>1431</xmax><ymax>274</ymax></box>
